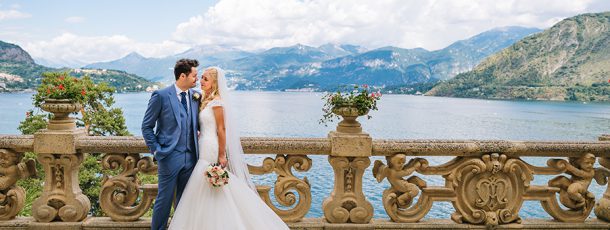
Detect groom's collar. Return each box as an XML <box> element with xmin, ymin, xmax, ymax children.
<box><xmin>174</xmin><ymin>84</ymin><xmax>189</xmax><ymax>96</ymax></box>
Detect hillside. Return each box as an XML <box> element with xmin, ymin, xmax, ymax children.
<box><xmin>428</xmin><ymin>12</ymin><xmax>610</xmax><ymax>101</ymax></box>
<box><xmin>0</xmin><ymin>41</ymin><xmax>156</xmax><ymax>92</ymax></box>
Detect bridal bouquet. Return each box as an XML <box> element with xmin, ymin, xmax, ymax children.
<box><xmin>205</xmin><ymin>163</ymin><xmax>229</xmax><ymax>187</ymax></box>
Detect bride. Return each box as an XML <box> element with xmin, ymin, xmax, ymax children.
<box><xmin>168</xmin><ymin>67</ymin><xmax>289</xmax><ymax>230</ymax></box>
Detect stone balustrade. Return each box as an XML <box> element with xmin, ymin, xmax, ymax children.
<box><xmin>1</xmin><ymin>110</ymin><xmax>610</xmax><ymax>229</ymax></box>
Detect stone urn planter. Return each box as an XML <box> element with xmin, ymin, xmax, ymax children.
<box><xmin>40</xmin><ymin>99</ymin><xmax>82</xmax><ymax>130</ymax></box>
<box><xmin>332</xmin><ymin>106</ymin><xmax>369</xmax><ymax>134</ymax></box>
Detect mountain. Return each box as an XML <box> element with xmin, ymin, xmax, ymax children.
<box><xmin>0</xmin><ymin>41</ymin><xmax>155</xmax><ymax>92</ymax></box>
<box><xmin>75</xmin><ymin>26</ymin><xmax>537</xmax><ymax>91</ymax></box>
<box><xmin>85</xmin><ymin>52</ymin><xmax>170</xmax><ymax>82</ymax></box>
<box><xmin>224</xmin><ymin>43</ymin><xmax>356</xmax><ymax>71</ymax></box>
<box><xmin>0</xmin><ymin>41</ymin><xmax>35</xmax><ymax>64</ymax></box>
<box><xmin>85</xmin><ymin>45</ymin><xmax>254</xmax><ymax>82</ymax></box>
<box><xmin>247</xmin><ymin>27</ymin><xmax>540</xmax><ymax>91</ymax></box>
<box><xmin>427</xmin><ymin>12</ymin><xmax>610</xmax><ymax>101</ymax></box>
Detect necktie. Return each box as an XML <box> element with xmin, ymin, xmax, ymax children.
<box><xmin>180</xmin><ymin>92</ymin><xmax>188</xmax><ymax>111</ymax></box>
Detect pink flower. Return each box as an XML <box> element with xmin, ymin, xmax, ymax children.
<box><xmin>363</xmin><ymin>84</ymin><xmax>369</xmax><ymax>88</ymax></box>
<box><xmin>25</xmin><ymin>111</ymin><xmax>31</xmax><ymax>118</ymax></box>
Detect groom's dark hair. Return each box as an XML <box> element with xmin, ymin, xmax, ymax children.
<box><xmin>174</xmin><ymin>58</ymin><xmax>199</xmax><ymax>80</ymax></box>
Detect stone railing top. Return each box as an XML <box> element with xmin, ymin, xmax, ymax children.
<box><xmin>2</xmin><ymin>134</ymin><xmax>610</xmax><ymax>157</ymax></box>
<box><xmin>372</xmin><ymin>139</ymin><xmax>610</xmax><ymax>157</ymax></box>
<box><xmin>0</xmin><ymin>135</ymin><xmax>33</xmax><ymax>152</ymax></box>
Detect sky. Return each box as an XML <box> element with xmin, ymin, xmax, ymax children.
<box><xmin>1</xmin><ymin>0</ymin><xmax>610</xmax><ymax>65</ymax></box>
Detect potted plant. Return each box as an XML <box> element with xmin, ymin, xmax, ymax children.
<box><xmin>320</xmin><ymin>85</ymin><xmax>381</xmax><ymax>133</ymax></box>
<box><xmin>33</xmin><ymin>72</ymin><xmax>87</xmax><ymax>130</ymax></box>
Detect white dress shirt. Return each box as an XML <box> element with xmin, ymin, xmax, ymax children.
<box><xmin>174</xmin><ymin>84</ymin><xmax>190</xmax><ymax>111</ymax></box>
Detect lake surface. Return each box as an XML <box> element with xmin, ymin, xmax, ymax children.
<box><xmin>1</xmin><ymin>91</ymin><xmax>609</xmax><ymax>219</ymax></box>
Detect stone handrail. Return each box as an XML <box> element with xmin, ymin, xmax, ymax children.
<box><xmin>5</xmin><ymin>135</ymin><xmax>610</xmax><ymax>157</ymax></box>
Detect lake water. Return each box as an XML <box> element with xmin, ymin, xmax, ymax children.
<box><xmin>1</xmin><ymin>91</ymin><xmax>610</xmax><ymax>219</ymax></box>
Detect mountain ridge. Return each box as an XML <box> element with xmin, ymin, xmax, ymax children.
<box><xmin>427</xmin><ymin>12</ymin><xmax>610</xmax><ymax>101</ymax></box>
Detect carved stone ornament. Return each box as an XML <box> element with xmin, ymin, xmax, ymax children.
<box><xmin>373</xmin><ymin>153</ymin><xmax>534</xmax><ymax>227</ymax></box>
<box><xmin>0</xmin><ymin>149</ymin><xmax>36</xmax><ymax>220</ymax></box>
<box><xmin>450</xmin><ymin>153</ymin><xmax>533</xmax><ymax>226</ymax></box>
<box><xmin>99</xmin><ymin>153</ymin><xmax>157</xmax><ymax>221</ymax></box>
<box><xmin>533</xmin><ymin>153</ymin><xmax>599</xmax><ymax>222</ymax></box>
<box><xmin>248</xmin><ymin>154</ymin><xmax>312</xmax><ymax>222</ymax></box>
<box><xmin>372</xmin><ymin>153</ymin><xmax>427</xmax><ymax>222</ymax></box>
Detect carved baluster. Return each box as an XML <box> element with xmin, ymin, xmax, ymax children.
<box><xmin>0</xmin><ymin>149</ymin><xmax>36</xmax><ymax>220</ymax></box>
<box><xmin>248</xmin><ymin>154</ymin><xmax>312</xmax><ymax>222</ymax></box>
<box><xmin>99</xmin><ymin>153</ymin><xmax>157</xmax><ymax>221</ymax></box>
<box><xmin>321</xmin><ymin>127</ymin><xmax>374</xmax><ymax>224</ymax></box>
<box><xmin>33</xmin><ymin>153</ymin><xmax>90</xmax><ymax>222</ymax></box>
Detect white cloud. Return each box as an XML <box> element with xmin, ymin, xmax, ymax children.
<box><xmin>24</xmin><ymin>33</ymin><xmax>191</xmax><ymax>64</ymax></box>
<box><xmin>0</xmin><ymin>8</ymin><xmax>30</xmax><ymax>21</ymax></box>
<box><xmin>65</xmin><ymin>16</ymin><xmax>85</xmax><ymax>24</ymax></box>
<box><xmin>172</xmin><ymin>0</ymin><xmax>610</xmax><ymax>51</ymax></box>
<box><xmin>14</xmin><ymin>0</ymin><xmax>610</xmax><ymax>64</ymax></box>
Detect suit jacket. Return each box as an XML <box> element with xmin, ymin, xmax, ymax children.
<box><xmin>141</xmin><ymin>85</ymin><xmax>200</xmax><ymax>161</ymax></box>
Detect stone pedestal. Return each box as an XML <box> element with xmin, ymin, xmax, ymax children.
<box><xmin>322</xmin><ymin>131</ymin><xmax>373</xmax><ymax>224</ymax></box>
<box><xmin>32</xmin><ymin>102</ymin><xmax>90</xmax><ymax>222</ymax></box>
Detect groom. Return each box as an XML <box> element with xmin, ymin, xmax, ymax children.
<box><xmin>142</xmin><ymin>59</ymin><xmax>200</xmax><ymax>230</ymax></box>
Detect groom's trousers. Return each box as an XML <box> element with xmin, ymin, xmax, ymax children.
<box><xmin>151</xmin><ymin>150</ymin><xmax>196</xmax><ymax>230</ymax></box>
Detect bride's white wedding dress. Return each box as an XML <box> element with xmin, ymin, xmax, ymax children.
<box><xmin>168</xmin><ymin>99</ymin><xmax>289</xmax><ymax>230</ymax></box>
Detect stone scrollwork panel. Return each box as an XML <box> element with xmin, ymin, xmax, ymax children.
<box><xmin>374</xmin><ymin>153</ymin><xmax>534</xmax><ymax>227</ymax></box>
<box><xmin>450</xmin><ymin>153</ymin><xmax>533</xmax><ymax>226</ymax></box>
<box><xmin>248</xmin><ymin>154</ymin><xmax>312</xmax><ymax>222</ymax></box>
<box><xmin>99</xmin><ymin>153</ymin><xmax>157</xmax><ymax>222</ymax></box>
<box><xmin>0</xmin><ymin>149</ymin><xmax>36</xmax><ymax>220</ymax></box>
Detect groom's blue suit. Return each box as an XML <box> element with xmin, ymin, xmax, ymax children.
<box><xmin>142</xmin><ymin>85</ymin><xmax>199</xmax><ymax>230</ymax></box>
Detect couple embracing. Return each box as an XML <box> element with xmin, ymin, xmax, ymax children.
<box><xmin>141</xmin><ymin>59</ymin><xmax>288</xmax><ymax>230</ymax></box>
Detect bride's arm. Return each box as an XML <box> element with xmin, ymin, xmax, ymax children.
<box><xmin>212</xmin><ymin>106</ymin><xmax>228</xmax><ymax>166</ymax></box>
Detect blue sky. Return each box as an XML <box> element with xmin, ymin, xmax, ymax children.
<box><xmin>1</xmin><ymin>0</ymin><xmax>610</xmax><ymax>65</ymax></box>
<box><xmin>1</xmin><ymin>0</ymin><xmax>217</xmax><ymax>42</ymax></box>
